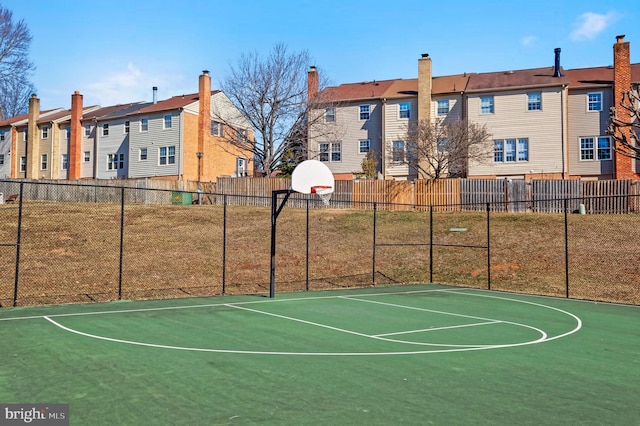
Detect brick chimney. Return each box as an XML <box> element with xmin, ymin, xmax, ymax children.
<box><xmin>612</xmin><ymin>35</ymin><xmax>637</xmax><ymax>180</ymax></box>
<box><xmin>198</xmin><ymin>70</ymin><xmax>211</xmax><ymax>177</ymax></box>
<box><xmin>307</xmin><ymin>66</ymin><xmax>318</xmax><ymax>101</ymax></box>
<box><xmin>26</xmin><ymin>94</ymin><xmax>40</xmax><ymax>179</ymax></box>
<box><xmin>417</xmin><ymin>53</ymin><xmax>433</xmax><ymax>178</ymax></box>
<box><xmin>68</xmin><ymin>91</ymin><xmax>83</xmax><ymax>179</ymax></box>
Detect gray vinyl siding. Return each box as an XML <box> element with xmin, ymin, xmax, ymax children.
<box><xmin>95</xmin><ymin>118</ymin><xmax>130</xmax><ymax>179</ymax></box>
<box><xmin>128</xmin><ymin>111</ymin><xmax>181</xmax><ymax>178</ymax></box>
<box><xmin>467</xmin><ymin>87</ymin><xmax>564</xmax><ymax>177</ymax></box>
<box><xmin>81</xmin><ymin>123</ymin><xmax>95</xmax><ymax>178</ymax></box>
<box><xmin>567</xmin><ymin>88</ymin><xmax>614</xmax><ymax>177</ymax></box>
<box><xmin>0</xmin><ymin>127</ymin><xmax>11</xmax><ymax>178</ymax></box>
<box><xmin>310</xmin><ymin>101</ymin><xmax>383</xmax><ymax>175</ymax></box>
<box><xmin>385</xmin><ymin>98</ymin><xmax>417</xmax><ymax>179</ymax></box>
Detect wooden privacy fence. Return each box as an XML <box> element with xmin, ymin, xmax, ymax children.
<box><xmin>217</xmin><ymin>177</ymin><xmax>640</xmax><ymax>213</ymax></box>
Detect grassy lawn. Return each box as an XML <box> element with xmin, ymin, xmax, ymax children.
<box><xmin>0</xmin><ymin>201</ymin><xmax>638</xmax><ymax>306</ymax></box>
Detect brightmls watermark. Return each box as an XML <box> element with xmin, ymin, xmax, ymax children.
<box><xmin>1</xmin><ymin>404</ymin><xmax>68</xmax><ymax>425</ymax></box>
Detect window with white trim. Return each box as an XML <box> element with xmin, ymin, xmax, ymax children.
<box><xmin>325</xmin><ymin>107</ymin><xmax>335</xmax><ymax>123</ymax></box>
<box><xmin>0</xmin><ymin>129</ymin><xmax>5</xmax><ymax>141</ymax></box>
<box><xmin>587</xmin><ymin>93</ymin><xmax>602</xmax><ymax>111</ymax></box>
<box><xmin>84</xmin><ymin>125</ymin><xmax>91</xmax><ymax>137</ymax></box>
<box><xmin>237</xmin><ymin>157</ymin><xmax>248</xmax><ymax>176</ymax></box>
<box><xmin>42</xmin><ymin>126</ymin><xmax>49</xmax><ymax>139</ymax></box>
<box><xmin>359</xmin><ymin>140</ymin><xmax>370</xmax><ymax>154</ymax></box>
<box><xmin>319</xmin><ymin>142</ymin><xmax>341</xmax><ymax>162</ymax></box>
<box><xmin>102</xmin><ymin>124</ymin><xmax>109</xmax><ymax>137</ymax></box>
<box><xmin>163</xmin><ymin>115</ymin><xmax>172</xmax><ymax>129</ymax></box>
<box><xmin>83</xmin><ymin>151</ymin><xmax>90</xmax><ymax>163</ymax></box>
<box><xmin>359</xmin><ymin>105</ymin><xmax>370</xmax><ymax>120</ymax></box>
<box><xmin>0</xmin><ymin>154</ymin><xmax>4</xmax><ymax>165</ymax></box>
<box><xmin>399</xmin><ymin>103</ymin><xmax>410</xmax><ymax>119</ymax></box>
<box><xmin>124</xmin><ymin>121</ymin><xmax>130</xmax><ymax>134</ymax></box>
<box><xmin>392</xmin><ymin>141</ymin><xmax>405</xmax><ymax>162</ymax></box>
<box><xmin>159</xmin><ymin>146</ymin><xmax>176</xmax><ymax>165</ymax></box>
<box><xmin>140</xmin><ymin>118</ymin><xmax>149</xmax><ymax>132</ymax></box>
<box><xmin>211</xmin><ymin>121</ymin><xmax>223</xmax><ymax>137</ymax></box>
<box><xmin>481</xmin><ymin>96</ymin><xmax>494</xmax><ymax>114</ymax></box>
<box><xmin>20</xmin><ymin>156</ymin><xmax>26</xmax><ymax>172</ymax></box>
<box><xmin>23</xmin><ymin>129</ymin><xmax>27</xmax><ymax>142</ymax></box>
<box><xmin>527</xmin><ymin>93</ymin><xmax>541</xmax><ymax>111</ymax></box>
<box><xmin>580</xmin><ymin>136</ymin><xmax>611</xmax><ymax>160</ymax></box>
<box><xmin>41</xmin><ymin>154</ymin><xmax>48</xmax><ymax>170</ymax></box>
<box><xmin>107</xmin><ymin>153</ymin><xmax>124</xmax><ymax>170</ymax></box>
<box><xmin>61</xmin><ymin>154</ymin><xmax>68</xmax><ymax>170</ymax></box>
<box><xmin>139</xmin><ymin>148</ymin><xmax>148</xmax><ymax>161</ymax></box>
<box><xmin>437</xmin><ymin>99</ymin><xmax>450</xmax><ymax>116</ymax></box>
<box><xmin>494</xmin><ymin>138</ymin><xmax>529</xmax><ymax>162</ymax></box>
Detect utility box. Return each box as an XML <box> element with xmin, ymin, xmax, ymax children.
<box><xmin>171</xmin><ymin>191</ymin><xmax>192</xmax><ymax>205</ymax></box>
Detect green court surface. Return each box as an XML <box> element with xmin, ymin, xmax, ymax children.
<box><xmin>1</xmin><ymin>284</ymin><xmax>639</xmax><ymax>425</ymax></box>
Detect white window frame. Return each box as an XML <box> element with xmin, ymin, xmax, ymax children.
<box><xmin>41</xmin><ymin>126</ymin><xmax>49</xmax><ymax>139</ymax></box>
<box><xmin>481</xmin><ymin>96</ymin><xmax>494</xmax><ymax>114</ymax></box>
<box><xmin>102</xmin><ymin>124</ymin><xmax>109</xmax><ymax>137</ymax></box>
<box><xmin>392</xmin><ymin>140</ymin><xmax>405</xmax><ymax>162</ymax></box>
<box><xmin>527</xmin><ymin>93</ymin><xmax>541</xmax><ymax>111</ymax></box>
<box><xmin>139</xmin><ymin>147</ymin><xmax>148</xmax><ymax>161</ymax></box>
<box><xmin>236</xmin><ymin>157</ymin><xmax>247</xmax><ymax>176</ymax></box>
<box><xmin>0</xmin><ymin>129</ymin><xmax>5</xmax><ymax>141</ymax></box>
<box><xmin>20</xmin><ymin>156</ymin><xmax>26</xmax><ymax>172</ymax></box>
<box><xmin>359</xmin><ymin>140</ymin><xmax>370</xmax><ymax>154</ymax></box>
<box><xmin>325</xmin><ymin>107</ymin><xmax>336</xmax><ymax>123</ymax></box>
<box><xmin>140</xmin><ymin>118</ymin><xmax>149</xmax><ymax>132</ymax></box>
<box><xmin>211</xmin><ymin>121</ymin><xmax>223</xmax><ymax>137</ymax></box>
<box><xmin>163</xmin><ymin>115</ymin><xmax>172</xmax><ymax>129</ymax></box>
<box><xmin>399</xmin><ymin>103</ymin><xmax>410</xmax><ymax>119</ymax></box>
<box><xmin>23</xmin><ymin>129</ymin><xmax>27</xmax><ymax>142</ymax></box>
<box><xmin>437</xmin><ymin>99</ymin><xmax>450</xmax><ymax>116</ymax></box>
<box><xmin>124</xmin><ymin>121</ymin><xmax>130</xmax><ymax>134</ymax></box>
<box><xmin>83</xmin><ymin>151</ymin><xmax>91</xmax><ymax>163</ymax></box>
<box><xmin>580</xmin><ymin>136</ymin><xmax>611</xmax><ymax>161</ymax></box>
<box><xmin>587</xmin><ymin>92</ymin><xmax>603</xmax><ymax>112</ymax></box>
<box><xmin>319</xmin><ymin>142</ymin><xmax>341</xmax><ymax>162</ymax></box>
<box><xmin>359</xmin><ymin>105</ymin><xmax>370</xmax><ymax>120</ymax></box>
<box><xmin>84</xmin><ymin>125</ymin><xmax>91</xmax><ymax>137</ymax></box>
<box><xmin>0</xmin><ymin>154</ymin><xmax>4</xmax><ymax>165</ymax></box>
<box><xmin>107</xmin><ymin>153</ymin><xmax>125</xmax><ymax>170</ymax></box>
<box><xmin>494</xmin><ymin>138</ymin><xmax>529</xmax><ymax>163</ymax></box>
<box><xmin>61</xmin><ymin>154</ymin><xmax>68</xmax><ymax>171</ymax></box>
<box><xmin>159</xmin><ymin>146</ymin><xmax>176</xmax><ymax>165</ymax></box>
<box><xmin>41</xmin><ymin>154</ymin><xmax>48</xmax><ymax>170</ymax></box>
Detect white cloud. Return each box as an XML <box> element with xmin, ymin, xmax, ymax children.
<box><xmin>521</xmin><ymin>36</ymin><xmax>537</xmax><ymax>47</ymax></box>
<box><xmin>570</xmin><ymin>11</ymin><xmax>619</xmax><ymax>41</ymax></box>
<box><xmin>83</xmin><ymin>63</ymin><xmax>192</xmax><ymax>107</ymax></box>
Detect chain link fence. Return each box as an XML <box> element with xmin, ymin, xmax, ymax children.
<box><xmin>1</xmin><ymin>180</ymin><xmax>638</xmax><ymax>307</ymax></box>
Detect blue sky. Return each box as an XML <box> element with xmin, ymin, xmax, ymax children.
<box><xmin>4</xmin><ymin>0</ymin><xmax>638</xmax><ymax>111</ymax></box>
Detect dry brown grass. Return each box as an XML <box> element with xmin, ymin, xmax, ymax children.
<box><xmin>0</xmin><ymin>202</ymin><xmax>638</xmax><ymax>306</ymax></box>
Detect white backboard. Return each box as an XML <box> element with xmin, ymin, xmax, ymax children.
<box><xmin>291</xmin><ymin>160</ymin><xmax>335</xmax><ymax>194</ymax></box>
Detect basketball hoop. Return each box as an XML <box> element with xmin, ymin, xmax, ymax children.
<box><xmin>311</xmin><ymin>185</ymin><xmax>333</xmax><ymax>206</ymax></box>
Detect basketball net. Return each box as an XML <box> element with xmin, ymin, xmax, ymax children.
<box><xmin>311</xmin><ymin>186</ymin><xmax>333</xmax><ymax>206</ymax></box>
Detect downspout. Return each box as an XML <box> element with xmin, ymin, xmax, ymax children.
<box><xmin>560</xmin><ymin>84</ymin><xmax>567</xmax><ymax>179</ymax></box>
<box><xmin>381</xmin><ymin>98</ymin><xmax>386</xmax><ymax>178</ymax></box>
<box><xmin>178</xmin><ymin>107</ymin><xmax>183</xmax><ymax>182</ymax></box>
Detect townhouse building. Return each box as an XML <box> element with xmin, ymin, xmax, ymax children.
<box><xmin>309</xmin><ymin>36</ymin><xmax>640</xmax><ymax>181</ymax></box>
<box><xmin>1</xmin><ymin>71</ymin><xmax>253</xmax><ymax>182</ymax></box>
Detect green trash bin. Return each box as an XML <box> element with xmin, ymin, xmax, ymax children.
<box><xmin>171</xmin><ymin>191</ymin><xmax>193</xmax><ymax>205</ymax></box>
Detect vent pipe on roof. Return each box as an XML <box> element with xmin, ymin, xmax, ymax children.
<box><xmin>153</xmin><ymin>87</ymin><xmax>158</xmax><ymax>104</ymax></box>
<box><xmin>553</xmin><ymin>48</ymin><xmax>562</xmax><ymax>77</ymax></box>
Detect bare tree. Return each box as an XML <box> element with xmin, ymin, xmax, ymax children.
<box><xmin>608</xmin><ymin>87</ymin><xmax>640</xmax><ymax>159</ymax></box>
<box><xmin>0</xmin><ymin>6</ymin><xmax>36</xmax><ymax>119</ymax></box>
<box><xmin>399</xmin><ymin>118</ymin><xmax>492</xmax><ymax>179</ymax></box>
<box><xmin>220</xmin><ymin>44</ymin><xmax>333</xmax><ymax>176</ymax></box>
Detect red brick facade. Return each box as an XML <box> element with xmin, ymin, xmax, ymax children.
<box><xmin>613</xmin><ymin>35</ymin><xmax>639</xmax><ymax>180</ymax></box>
<box><xmin>68</xmin><ymin>91</ymin><xmax>83</xmax><ymax>179</ymax></box>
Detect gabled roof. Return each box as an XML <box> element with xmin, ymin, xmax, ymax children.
<box><xmin>319</xmin><ymin>80</ymin><xmax>397</xmax><ymax>102</ymax></box>
<box><xmin>82</xmin><ymin>102</ymin><xmax>147</xmax><ymax>121</ymax></box>
<box><xmin>562</xmin><ymin>63</ymin><xmax>640</xmax><ymax>89</ymax></box>
<box><xmin>432</xmin><ymin>74</ymin><xmax>471</xmax><ymax>94</ymax></box>
<box><xmin>12</xmin><ymin>108</ymin><xmax>67</xmax><ymax>127</ymax></box>
<box><xmin>126</xmin><ymin>91</ymin><xmax>222</xmax><ymax>115</ymax></box>
<box><xmin>0</xmin><ymin>113</ymin><xmax>29</xmax><ymax>127</ymax></box>
<box><xmin>465</xmin><ymin>66</ymin><xmax>568</xmax><ymax>92</ymax></box>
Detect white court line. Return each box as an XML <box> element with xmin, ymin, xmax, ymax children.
<box><xmin>373</xmin><ymin>321</ymin><xmax>501</xmax><ymax>337</ymax></box>
<box><xmin>0</xmin><ymin>287</ymin><xmax>467</xmax><ymax>322</ymax></box>
<box><xmin>37</xmin><ymin>288</ymin><xmax>581</xmax><ymax>356</ymax></box>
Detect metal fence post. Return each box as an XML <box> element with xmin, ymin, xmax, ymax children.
<box><xmin>118</xmin><ymin>186</ymin><xmax>125</xmax><ymax>300</ymax></box>
<box><xmin>306</xmin><ymin>198</ymin><xmax>310</xmax><ymax>291</ymax></box>
<box><xmin>12</xmin><ymin>182</ymin><xmax>24</xmax><ymax>307</ymax></box>
<box><xmin>486</xmin><ymin>202</ymin><xmax>491</xmax><ymax>290</ymax></box>
<box><xmin>564</xmin><ymin>198</ymin><xmax>569</xmax><ymax>298</ymax></box>
<box><xmin>222</xmin><ymin>194</ymin><xmax>227</xmax><ymax>295</ymax></box>
<box><xmin>372</xmin><ymin>202</ymin><xmax>377</xmax><ymax>285</ymax></box>
<box><xmin>429</xmin><ymin>204</ymin><xmax>433</xmax><ymax>284</ymax></box>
